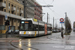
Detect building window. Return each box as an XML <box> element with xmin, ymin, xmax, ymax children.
<box><xmin>9</xmin><ymin>11</ymin><xmax>10</xmax><ymax>13</ymax></box>
<box><xmin>14</xmin><ymin>6</ymin><xmax>16</xmax><ymax>8</ymax></box>
<box><xmin>18</xmin><ymin>20</ymin><xmax>20</xmax><ymax>23</ymax></box>
<box><xmin>20</xmin><ymin>8</ymin><xmax>21</xmax><ymax>10</ymax></box>
<box><xmin>4</xmin><ymin>9</ymin><xmax>6</xmax><ymax>12</ymax></box>
<box><xmin>20</xmin><ymin>13</ymin><xmax>22</xmax><ymax>16</ymax></box>
<box><xmin>9</xmin><ymin>3</ymin><xmax>10</xmax><ymax>6</ymax></box>
<box><xmin>14</xmin><ymin>19</ymin><xmax>16</xmax><ymax>22</ymax></box>
<box><xmin>18</xmin><ymin>20</ymin><xmax>19</xmax><ymax>23</ymax></box>
<box><xmin>4</xmin><ymin>1</ymin><xmax>6</xmax><ymax>3</ymax></box>
<box><xmin>8</xmin><ymin>18</ymin><xmax>11</xmax><ymax>21</ymax></box>
<box><xmin>35</xmin><ymin>13</ymin><xmax>36</xmax><ymax>15</ymax></box>
<box><xmin>12</xmin><ymin>5</ymin><xmax>13</xmax><ymax>7</ymax></box>
<box><xmin>35</xmin><ymin>9</ymin><xmax>36</xmax><ymax>10</ymax></box>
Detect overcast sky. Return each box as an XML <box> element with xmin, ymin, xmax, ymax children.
<box><xmin>36</xmin><ymin>0</ymin><xmax>75</xmax><ymax>28</ymax></box>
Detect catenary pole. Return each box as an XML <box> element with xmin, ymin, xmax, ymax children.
<box><xmin>24</xmin><ymin>0</ymin><xmax>26</xmax><ymax>18</ymax></box>
<box><xmin>53</xmin><ymin>17</ymin><xmax>54</xmax><ymax>30</ymax></box>
<box><xmin>47</xmin><ymin>13</ymin><xmax>48</xmax><ymax>24</ymax></box>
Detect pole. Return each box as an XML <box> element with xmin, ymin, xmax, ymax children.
<box><xmin>65</xmin><ymin>12</ymin><xmax>67</xmax><ymax>34</ymax></box>
<box><xmin>47</xmin><ymin>13</ymin><xmax>48</xmax><ymax>24</ymax></box>
<box><xmin>24</xmin><ymin>0</ymin><xmax>26</xmax><ymax>18</ymax></box>
<box><xmin>53</xmin><ymin>17</ymin><xmax>54</xmax><ymax>30</ymax></box>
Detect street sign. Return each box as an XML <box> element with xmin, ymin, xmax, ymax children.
<box><xmin>5</xmin><ymin>15</ymin><xmax>8</xmax><ymax>20</ymax></box>
<box><xmin>60</xmin><ymin>22</ymin><xmax>64</xmax><ymax>23</ymax></box>
<box><xmin>60</xmin><ymin>18</ymin><xmax>64</xmax><ymax>22</ymax></box>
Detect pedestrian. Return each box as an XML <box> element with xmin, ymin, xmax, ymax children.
<box><xmin>6</xmin><ymin>30</ymin><xmax>8</xmax><ymax>38</ymax></box>
<box><xmin>61</xmin><ymin>30</ymin><xmax>64</xmax><ymax>38</ymax></box>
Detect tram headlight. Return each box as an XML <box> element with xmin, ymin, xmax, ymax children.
<box><xmin>28</xmin><ymin>32</ymin><xmax>31</xmax><ymax>34</ymax></box>
<box><xmin>20</xmin><ymin>32</ymin><xmax>22</xmax><ymax>34</ymax></box>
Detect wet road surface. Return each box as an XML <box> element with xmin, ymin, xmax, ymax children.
<box><xmin>0</xmin><ymin>31</ymin><xmax>75</xmax><ymax>50</ymax></box>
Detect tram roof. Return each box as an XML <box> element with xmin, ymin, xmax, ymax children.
<box><xmin>21</xmin><ymin>18</ymin><xmax>52</xmax><ymax>27</ymax></box>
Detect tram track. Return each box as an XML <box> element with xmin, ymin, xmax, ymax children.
<box><xmin>10</xmin><ymin>40</ymin><xmax>39</xmax><ymax>50</ymax></box>
<box><xmin>10</xmin><ymin>40</ymin><xmax>23</xmax><ymax>50</ymax></box>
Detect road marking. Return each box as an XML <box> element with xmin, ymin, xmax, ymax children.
<box><xmin>53</xmin><ymin>45</ymin><xmax>75</xmax><ymax>49</ymax></box>
<box><xmin>12</xmin><ymin>40</ymin><xmax>19</xmax><ymax>42</ymax></box>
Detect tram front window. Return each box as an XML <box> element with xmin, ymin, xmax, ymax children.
<box><xmin>25</xmin><ymin>24</ymin><xmax>28</xmax><ymax>30</ymax></box>
<box><xmin>20</xmin><ymin>23</ymin><xmax>33</xmax><ymax>31</ymax></box>
<box><xmin>20</xmin><ymin>24</ymin><xmax>28</xmax><ymax>31</ymax></box>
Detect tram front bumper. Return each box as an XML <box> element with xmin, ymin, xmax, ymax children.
<box><xmin>19</xmin><ymin>34</ymin><xmax>34</xmax><ymax>37</ymax></box>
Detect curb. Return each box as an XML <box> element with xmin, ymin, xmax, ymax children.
<box><xmin>0</xmin><ymin>38</ymin><xmax>19</xmax><ymax>40</ymax></box>
<box><xmin>0</xmin><ymin>38</ymin><xmax>19</xmax><ymax>42</ymax></box>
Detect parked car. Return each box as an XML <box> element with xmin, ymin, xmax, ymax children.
<box><xmin>8</xmin><ymin>30</ymin><xmax>12</xmax><ymax>34</ymax></box>
<box><xmin>52</xmin><ymin>30</ymin><xmax>57</xmax><ymax>33</ymax></box>
<box><xmin>7</xmin><ymin>30</ymin><xmax>15</xmax><ymax>34</ymax></box>
<box><xmin>14</xmin><ymin>30</ymin><xmax>19</xmax><ymax>34</ymax></box>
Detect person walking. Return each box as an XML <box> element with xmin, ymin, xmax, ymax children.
<box><xmin>61</xmin><ymin>28</ymin><xmax>64</xmax><ymax>38</ymax></box>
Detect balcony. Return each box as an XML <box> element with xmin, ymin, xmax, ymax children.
<box><xmin>0</xmin><ymin>2</ymin><xmax>6</xmax><ymax>8</ymax></box>
<box><xmin>27</xmin><ymin>7</ymin><xmax>34</xmax><ymax>11</ymax></box>
<box><xmin>27</xmin><ymin>9</ymin><xmax>34</xmax><ymax>14</ymax></box>
<box><xmin>21</xmin><ymin>10</ymin><xmax>23</xmax><ymax>13</ymax></box>
<box><xmin>0</xmin><ymin>11</ymin><xmax>23</xmax><ymax>19</ymax></box>
<box><xmin>13</xmin><ymin>7</ymin><xmax>16</xmax><ymax>10</ymax></box>
<box><xmin>17</xmin><ymin>9</ymin><xmax>19</xmax><ymax>12</ymax></box>
<box><xmin>11</xmin><ymin>7</ymin><xmax>16</xmax><ymax>11</ymax></box>
<box><xmin>9</xmin><ymin>7</ymin><xmax>10</xmax><ymax>9</ymax></box>
<box><xmin>27</xmin><ymin>14</ymin><xmax>34</xmax><ymax>18</ymax></box>
<box><xmin>27</xmin><ymin>0</ymin><xmax>34</xmax><ymax>6</ymax></box>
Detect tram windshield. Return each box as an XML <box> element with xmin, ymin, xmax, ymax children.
<box><xmin>20</xmin><ymin>24</ymin><xmax>29</xmax><ymax>31</ymax></box>
<box><xmin>20</xmin><ymin>20</ymin><xmax>33</xmax><ymax>31</ymax></box>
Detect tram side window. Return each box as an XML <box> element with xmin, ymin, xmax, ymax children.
<box><xmin>29</xmin><ymin>24</ymin><xmax>33</xmax><ymax>31</ymax></box>
<box><xmin>47</xmin><ymin>27</ymin><xmax>50</xmax><ymax>31</ymax></box>
<box><xmin>39</xmin><ymin>25</ymin><xmax>44</xmax><ymax>31</ymax></box>
<box><xmin>50</xmin><ymin>27</ymin><xmax>52</xmax><ymax>31</ymax></box>
<box><xmin>47</xmin><ymin>27</ymin><xmax>52</xmax><ymax>31</ymax></box>
<box><xmin>33</xmin><ymin>24</ymin><xmax>38</xmax><ymax>31</ymax></box>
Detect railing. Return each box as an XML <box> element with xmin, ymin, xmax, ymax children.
<box><xmin>13</xmin><ymin>7</ymin><xmax>16</xmax><ymax>10</ymax></box>
<box><xmin>27</xmin><ymin>7</ymin><xmax>34</xmax><ymax>11</ymax></box>
<box><xmin>27</xmin><ymin>9</ymin><xmax>34</xmax><ymax>14</ymax></box>
<box><xmin>21</xmin><ymin>10</ymin><xmax>23</xmax><ymax>13</ymax></box>
<box><xmin>27</xmin><ymin>0</ymin><xmax>34</xmax><ymax>5</ymax></box>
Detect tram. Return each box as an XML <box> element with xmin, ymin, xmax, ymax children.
<box><xmin>19</xmin><ymin>18</ymin><xmax>52</xmax><ymax>37</ymax></box>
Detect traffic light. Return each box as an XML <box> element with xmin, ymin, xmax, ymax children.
<box><xmin>5</xmin><ymin>20</ymin><xmax>10</xmax><ymax>25</ymax></box>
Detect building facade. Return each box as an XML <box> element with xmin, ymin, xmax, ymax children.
<box><xmin>0</xmin><ymin>0</ymin><xmax>42</xmax><ymax>32</ymax></box>
<box><xmin>34</xmin><ymin>1</ymin><xmax>42</xmax><ymax>21</ymax></box>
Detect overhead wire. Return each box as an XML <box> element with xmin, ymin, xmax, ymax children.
<box><xmin>42</xmin><ymin>0</ymin><xmax>64</xmax><ymax>18</ymax></box>
<box><xmin>50</xmin><ymin>0</ymin><xmax>54</xmax><ymax>4</ymax></box>
<box><xmin>36</xmin><ymin>0</ymin><xmax>63</xmax><ymax>20</ymax></box>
